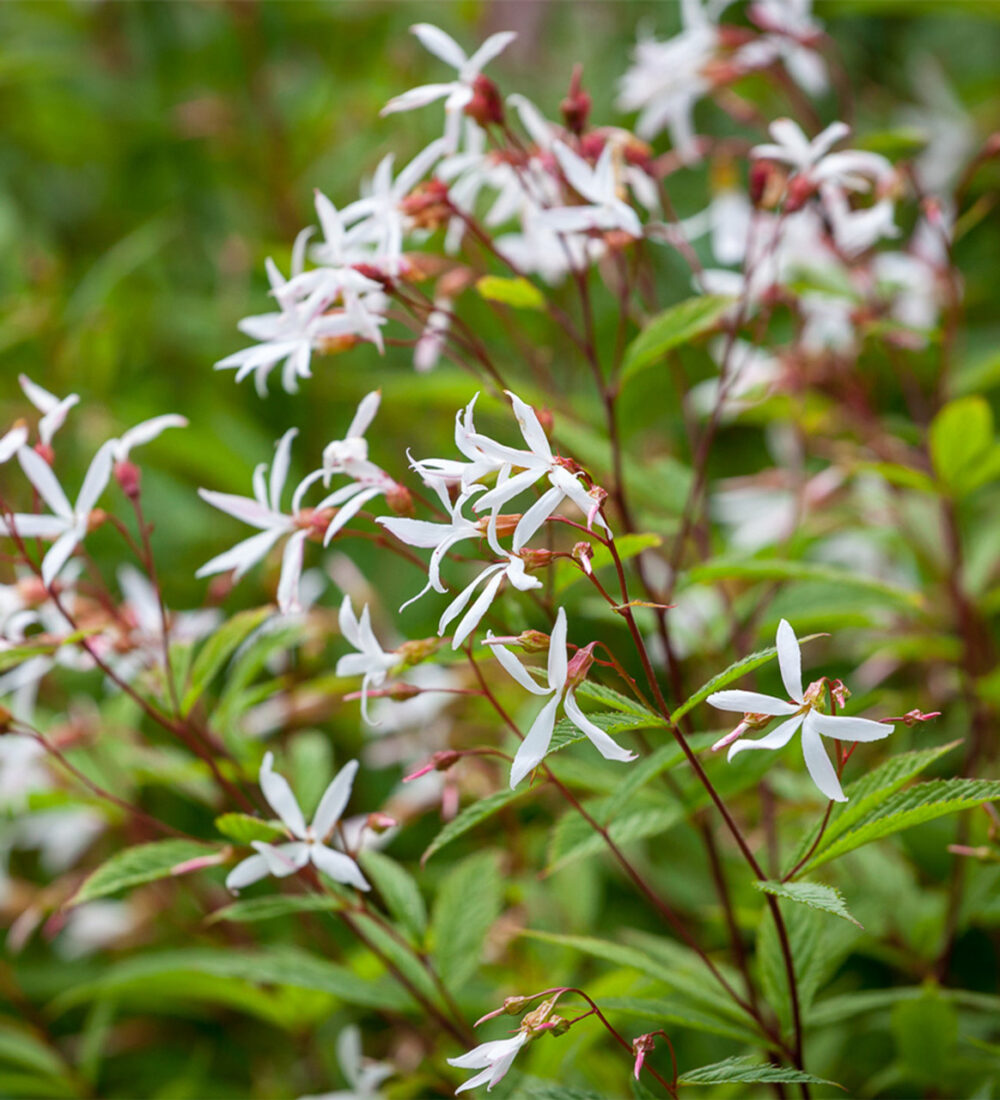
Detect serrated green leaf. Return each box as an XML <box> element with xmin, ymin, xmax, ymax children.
<box><xmin>599</xmin><ymin>996</ymin><xmax>762</xmax><ymax>1044</ymax></box>
<box><xmin>430</xmin><ymin>850</ymin><xmax>503</xmax><ymax>992</ymax></box>
<box><xmin>360</xmin><ymin>850</ymin><xmax>427</xmax><ymax>942</ymax></box>
<box><xmin>422</xmin><ymin>787</ymin><xmax>529</xmax><ymax>864</ymax></box>
<box><xmin>672</xmin><ymin>632</ymin><xmax>823</xmax><ymax>723</ymax></box>
<box><xmin>71</xmin><ymin>839</ymin><xmax>218</xmax><ymax>905</ymax></box>
<box><xmin>787</xmin><ymin>741</ymin><xmax>960</xmax><ymax>871</ymax></box>
<box><xmin>475</xmin><ymin>274</ymin><xmax>545</xmax><ymax>310</ymax></box>
<box><xmin>804</xmin><ymin>779</ymin><xmax>1000</xmax><ymax>871</ymax></box>
<box><xmin>548</xmin><ymin>800</ymin><xmax>683</xmax><ymax>873</ymax></box>
<box><xmin>205</xmin><ymin>893</ymin><xmax>348</xmax><ymax>925</ymax></box>
<box><xmin>182</xmin><ymin>605</ymin><xmax>273</xmax><ymax>714</ymax></box>
<box><xmin>754</xmin><ymin>881</ymin><xmax>863</xmax><ymax>928</ymax></box>
<box><xmin>621</xmin><ymin>295</ymin><xmax>734</xmax><ymax>384</ymax></box>
<box><xmin>686</xmin><ymin>558</ymin><xmax>922</xmax><ymax>609</ymax></box>
<box><xmin>214</xmin><ymin>812</ymin><xmax>286</xmax><ymax>846</ymax></box>
<box><xmin>678</xmin><ymin>1054</ymin><xmax>839</xmax><ymax>1087</ymax></box>
<box><xmin>571</xmin><ymin>680</ymin><xmax>658</xmax><ymax>718</ymax></box>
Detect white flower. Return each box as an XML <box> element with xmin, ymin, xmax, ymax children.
<box><xmin>414</xmin><ymin>298</ymin><xmax>452</xmax><ymax>372</ymax></box>
<box><xmin>0</xmin><ymin>443</ymin><xmax>114</xmax><ymax>586</ymax></box>
<box><xmin>310</xmin><ymin>191</ymin><xmax>380</xmax><ymax>269</ymax></box>
<box><xmin>447</xmin><ymin>1031</ymin><xmax>529</xmax><ymax>1094</ymax></box>
<box><xmin>319</xmin><ymin>391</ymin><xmax>400</xmax><ymax>545</ymax></box>
<box><xmin>339</xmin><ymin>141</ymin><xmax>447</xmax><ymax>273</ymax></box>
<box><xmin>381</xmin><ymin>24</ymin><xmax>516</xmax><ymax>151</ymax></box>
<box><xmin>440</xmin><ymin>547</ymin><xmax>542</xmax><ymax>651</ymax></box>
<box><xmin>469</xmin><ymin>390</ymin><xmax>611</xmax><ymax>551</ymax></box>
<box><xmin>540</xmin><ymin>141</ymin><xmax>643</xmax><ymax>239</ymax></box>
<box><xmin>215</xmin><ymin>246</ymin><xmax>385</xmax><ymax>396</ymax></box>
<box><xmin>298</xmin><ymin>1026</ymin><xmax>393</xmax><ymax>1100</ymax></box>
<box><xmin>378</xmin><ymin>496</ymin><xmax>483</xmax><ymax>610</ymax></box>
<box><xmin>19</xmin><ymin>374</ymin><xmax>79</xmax><ymax>448</ymax></box>
<box><xmin>742</xmin><ymin>0</ymin><xmax>827</xmax><ymax>96</ymax></box>
<box><xmin>617</xmin><ymin>0</ymin><xmax>733</xmax><ymax>162</ymax></box>
<box><xmin>707</xmin><ymin>618</ymin><xmax>894</xmax><ymax>802</ymax></box>
<box><xmin>197</xmin><ymin>429</ymin><xmax>315</xmax><ymax>614</ymax></box>
<box><xmin>109</xmin><ymin>415</ymin><xmax>189</xmax><ymax>463</ymax></box>
<box><xmin>488</xmin><ymin>607</ymin><xmax>636</xmax><ymax>788</ymax></box>
<box><xmin>406</xmin><ymin>393</ymin><xmax>507</xmax><ymax>501</ymax></box>
<box><xmin>226</xmin><ymin>753</ymin><xmax>370</xmax><ymax>892</ymax></box>
<box><xmin>336</xmin><ymin>596</ymin><xmax>399</xmax><ymax>723</ymax></box>
<box><xmin>0</xmin><ymin>424</ymin><xmax>28</xmax><ymax>464</ymax></box>
<box><xmin>752</xmin><ymin>118</ymin><xmax>894</xmax><ymax>193</ymax></box>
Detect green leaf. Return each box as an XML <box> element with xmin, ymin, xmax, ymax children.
<box><xmin>891</xmin><ymin>985</ymin><xmax>958</xmax><ymax>1086</ymax></box>
<box><xmin>0</xmin><ymin>1022</ymin><xmax>67</xmax><ymax>1081</ymax></box>
<box><xmin>754</xmin><ymin>881</ymin><xmax>863</xmax><ymax>929</ymax></box>
<box><xmin>422</xmin><ymin>787</ymin><xmax>529</xmax><ymax>864</ymax></box>
<box><xmin>548</xmin><ymin>800</ymin><xmax>684</xmax><ymax>872</ymax></box>
<box><xmin>53</xmin><ymin>947</ymin><xmax>413</xmax><ymax>1015</ymax></box>
<box><xmin>857</xmin><ymin>460</ymin><xmax>939</xmax><ymax>495</ymax></box>
<box><xmin>678</xmin><ymin>1055</ymin><xmax>839</xmax><ymax>1088</ymax></box>
<box><xmin>686</xmin><ymin>558</ymin><xmax>923</xmax><ymax>609</ymax></box>
<box><xmin>430</xmin><ymin>850</ymin><xmax>503</xmax><ymax>992</ymax></box>
<box><xmin>856</xmin><ymin>125</ymin><xmax>929</xmax><ymax>159</ymax></box>
<box><xmin>0</xmin><ymin>629</ymin><xmax>99</xmax><ymax>673</ymax></box>
<box><xmin>786</xmin><ymin>742</ymin><xmax>960</xmax><ymax>872</ymax></box>
<box><xmin>803</xmin><ymin>779</ymin><xmax>1000</xmax><ymax>871</ymax></box>
<box><xmin>205</xmin><ymin>894</ymin><xmax>348</xmax><ymax>925</ymax></box>
<box><xmin>672</xmin><ymin>632</ymin><xmax>824</xmax><ymax>723</ymax></box>
<box><xmin>572</xmin><ymin>680</ymin><xmax>659</xmax><ymax>719</ymax></box>
<box><xmin>621</xmin><ymin>295</ymin><xmax>734</xmax><ymax>384</ymax></box>
<box><xmin>214</xmin><ymin>812</ymin><xmax>286</xmax><ymax>846</ymax></box>
<box><xmin>71</xmin><ymin>839</ymin><xmax>218</xmax><ymax>905</ymax></box>
<box><xmin>182</xmin><ymin>605</ymin><xmax>273</xmax><ymax>714</ymax></box>
<box><xmin>599</xmin><ymin>996</ymin><xmax>762</xmax><ymax>1044</ymax></box>
<box><xmin>929</xmin><ymin>396</ymin><xmax>995</xmax><ymax>493</ymax></box>
<box><xmin>474</xmin><ymin>275</ymin><xmax>545</xmax><ymax>310</ymax></box>
<box><xmin>360</xmin><ymin>850</ymin><xmax>427</xmax><ymax>942</ymax></box>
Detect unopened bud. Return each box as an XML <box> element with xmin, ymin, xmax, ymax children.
<box><xmin>542</xmin><ymin>1015</ymin><xmax>571</xmax><ymax>1036</ymax></box>
<box><xmin>351</xmin><ymin>263</ymin><xmax>395</xmax><ymax>291</ymax></box>
<box><xmin>566</xmin><ymin>641</ymin><xmax>597</xmax><ymax>689</ymax></box>
<box><xmin>0</xmin><ymin>706</ymin><xmax>12</xmax><ymax>734</ymax></box>
<box><xmin>386</xmin><ymin>483</ymin><xmax>415</xmax><ymax>517</ymax></box>
<box><xmin>437</xmin><ymin>265</ymin><xmax>475</xmax><ymax>300</ymax></box>
<box><xmin>366</xmin><ymin>811</ymin><xmax>398</xmax><ymax>832</ymax></box>
<box><xmin>632</xmin><ymin>1033</ymin><xmax>658</xmax><ymax>1081</ymax></box>
<box><xmin>560</xmin><ymin>64</ymin><xmax>591</xmax><ymax>136</ymax></box>
<box><xmin>403</xmin><ymin>749</ymin><xmax>462</xmax><ymax>784</ymax></box>
<box><xmin>522</xmin><ymin>996</ymin><xmax>559</xmax><ymax>1032</ymax></box>
<box><xmin>316</xmin><ymin>332</ymin><xmax>360</xmax><ymax>355</ymax></box>
<box><xmin>476</xmin><ymin>513</ymin><xmax>521</xmax><ymax>538</ymax></box>
<box><xmin>784</xmin><ymin>173</ymin><xmax>817</xmax><ymax>213</ymax></box>
<box><xmin>86</xmin><ymin>508</ymin><xmax>108</xmax><ymax>534</ymax></box>
<box><xmin>829</xmin><ymin>679</ymin><xmax>851</xmax><ymax>709</ymax></box>
<box><xmin>466</xmin><ymin>74</ymin><xmax>504</xmax><ymax>127</ymax></box>
<box><xmin>114</xmin><ymin>459</ymin><xmax>141</xmax><ymax>498</ymax></box>
<box><xmin>399</xmin><ymin>178</ymin><xmax>451</xmax><ymax>229</ymax></box>
<box><xmin>519</xmin><ymin>547</ymin><xmax>555</xmax><ymax>569</ymax></box>
<box><xmin>901</xmin><ymin>709</ymin><xmax>942</xmax><ymax>726</ymax></box>
<box><xmin>712</xmin><ymin>711</ymin><xmax>771</xmax><ymax>752</ymax></box>
<box><xmin>396</xmin><ymin>636</ymin><xmax>440</xmax><ymax>668</ymax></box>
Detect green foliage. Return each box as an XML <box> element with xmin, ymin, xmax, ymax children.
<box><xmin>430</xmin><ymin>850</ymin><xmax>504</xmax><ymax>992</ymax></box>
<box><xmin>360</xmin><ymin>849</ymin><xmax>428</xmax><ymax>942</ymax></box>
<box><xmin>754</xmin><ymin>880</ymin><xmax>863</xmax><ymax>928</ymax></box>
<box><xmin>214</xmin><ymin>812</ymin><xmax>286</xmax><ymax>845</ymax></box>
<box><xmin>475</xmin><ymin>275</ymin><xmax>546</xmax><ymax>310</ymax></box>
<box><xmin>621</xmin><ymin>296</ymin><xmax>734</xmax><ymax>384</ymax></box>
<box><xmin>929</xmin><ymin>396</ymin><xmax>1000</xmax><ymax>495</ymax></box>
<box><xmin>71</xmin><ymin>840</ymin><xmax>219</xmax><ymax>905</ymax></box>
<box><xmin>678</xmin><ymin>1054</ymin><xmax>839</xmax><ymax>1087</ymax></box>
<box><xmin>205</xmin><ymin>894</ymin><xmax>348</xmax><ymax>925</ymax></box>
<box><xmin>422</xmin><ymin>787</ymin><xmax>529</xmax><ymax>864</ymax></box>
<box><xmin>182</xmin><ymin>606</ymin><xmax>273</xmax><ymax>714</ymax></box>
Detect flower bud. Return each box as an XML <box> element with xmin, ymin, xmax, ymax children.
<box><xmin>784</xmin><ymin>173</ymin><xmax>817</xmax><ymax>213</ymax></box>
<box><xmin>829</xmin><ymin>679</ymin><xmax>851</xmax><ymax>709</ymax></box>
<box><xmin>395</xmin><ymin>636</ymin><xmax>441</xmax><ymax>668</ymax></box>
<box><xmin>114</xmin><ymin>459</ymin><xmax>141</xmax><ymax>499</ymax></box>
<box><xmin>351</xmin><ymin>262</ymin><xmax>395</xmax><ymax>291</ymax></box>
<box><xmin>399</xmin><ymin>178</ymin><xmax>451</xmax><ymax>230</ymax></box>
<box><xmin>86</xmin><ymin>508</ymin><xmax>108</xmax><ymax>534</ymax></box>
<box><xmin>403</xmin><ymin>749</ymin><xmax>462</xmax><ymax>783</ymax></box>
<box><xmin>466</xmin><ymin>75</ymin><xmax>504</xmax><ymax>128</ymax></box>
<box><xmin>34</xmin><ymin>441</ymin><xmax>55</xmax><ymax>466</ymax></box>
<box><xmin>366</xmin><ymin>811</ymin><xmax>398</xmax><ymax>832</ymax></box>
<box><xmin>476</xmin><ymin>513</ymin><xmax>522</xmax><ymax>538</ymax></box>
<box><xmin>542</xmin><ymin>1015</ymin><xmax>571</xmax><ymax>1036</ymax></box>
<box><xmin>566</xmin><ymin>641</ymin><xmax>597</xmax><ymax>689</ymax></box>
<box><xmin>560</xmin><ymin>64</ymin><xmax>591</xmax><ymax>136</ymax></box>
<box><xmin>386</xmin><ymin>483</ymin><xmax>415</xmax><ymax>517</ymax></box>
<box><xmin>573</xmin><ymin>541</ymin><xmax>594</xmax><ymax>575</ymax></box>
<box><xmin>522</xmin><ymin>997</ymin><xmax>560</xmax><ymax>1032</ymax></box>
<box><xmin>519</xmin><ymin>547</ymin><xmax>555</xmax><ymax>569</ymax></box>
<box><xmin>316</xmin><ymin>331</ymin><xmax>360</xmax><ymax>355</ymax></box>
<box><xmin>901</xmin><ymin>709</ymin><xmax>942</xmax><ymax>726</ymax></box>
<box><xmin>0</xmin><ymin>706</ymin><xmax>12</xmax><ymax>735</ymax></box>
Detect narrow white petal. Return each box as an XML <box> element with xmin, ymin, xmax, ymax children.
<box><xmin>564</xmin><ymin>691</ymin><xmax>637</xmax><ymax>762</ymax></box>
<box><xmin>512</xmin><ymin>485</ymin><xmax>562</xmax><ymax>552</ymax></box>
<box><xmin>547</xmin><ymin>607</ymin><xmax>568</xmax><ymax>689</ymax></box>
<box><xmin>727</xmin><ymin>713</ymin><xmax>805</xmax><ymax>760</ymax></box>
<box><xmin>312</xmin><ymin>759</ymin><xmax>359</xmax><ymax>839</ymax></box>
<box><xmin>800</xmin><ymin>718</ymin><xmax>846</xmax><ymax>801</ymax></box>
<box><xmin>276</xmin><ymin>529</ymin><xmax>308</xmax><ymax>615</ymax></box>
<box><xmin>225</xmin><ymin>853</ymin><xmax>270</xmax><ymax>891</ymax></box>
<box><xmin>465</xmin><ymin>30</ymin><xmax>516</xmax><ymax>74</ymax></box>
<box><xmin>41</xmin><ymin>527</ymin><xmax>82</xmax><ymax>587</ymax></box>
<box><xmin>347</xmin><ymin>391</ymin><xmax>381</xmax><ymax>439</ymax></box>
<box><xmin>311</xmin><ymin>844</ymin><xmax>370</xmax><ymax>891</ymax></box>
<box><xmin>486</xmin><ymin>634</ymin><xmax>551</xmax><ymax>695</ymax></box>
<box><xmin>197</xmin><ymin>489</ymin><xmax>281</xmax><ymax>531</ymax></box>
<box><xmin>195</xmin><ymin>528</ymin><xmax>283</xmax><ymax>581</ymax></box>
<box><xmin>806</xmin><ymin>709</ymin><xmax>893</xmax><ymax>744</ymax></box>
<box><xmin>269</xmin><ymin>429</ymin><xmax>298</xmax><ymax>513</ymax></box>
<box><xmin>510</xmin><ymin>694</ymin><xmax>560</xmax><ymax>788</ymax></box>
<box><xmin>451</xmin><ymin>568</ymin><xmax>505</xmax><ymax>649</ymax></box>
<box><xmin>381</xmin><ymin>83</ymin><xmax>455</xmax><ymax>115</ymax></box>
<box><xmin>776</xmin><ymin>618</ymin><xmax>804</xmax><ymax>702</ymax></box>
<box><xmin>17</xmin><ymin>446</ymin><xmax>72</xmax><ymax>518</ymax></box>
<box><xmin>251</xmin><ymin>840</ymin><xmax>310</xmax><ymax>877</ymax></box>
<box><xmin>75</xmin><ymin>441</ymin><xmax>115</xmax><ymax>516</ymax></box>
<box><xmin>707</xmin><ymin>690</ymin><xmax>799</xmax><ymax>716</ymax></box>
<box><xmin>411</xmin><ymin>23</ymin><xmax>467</xmax><ymax>69</ymax></box>
<box><xmin>259</xmin><ymin>752</ymin><xmax>307</xmax><ymax>838</ymax></box>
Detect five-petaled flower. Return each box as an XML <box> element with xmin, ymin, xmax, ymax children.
<box><xmin>708</xmin><ymin>618</ymin><xmax>894</xmax><ymax>802</ymax></box>
<box><xmin>447</xmin><ymin>1031</ymin><xmax>529</xmax><ymax>1094</ymax></box>
<box><xmin>226</xmin><ymin>752</ymin><xmax>370</xmax><ymax>892</ymax></box>
<box><xmin>489</xmin><ymin>606</ymin><xmax>637</xmax><ymax>788</ymax></box>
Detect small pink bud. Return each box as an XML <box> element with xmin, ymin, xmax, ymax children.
<box><xmin>566</xmin><ymin>641</ymin><xmax>597</xmax><ymax>689</ymax></box>
<box><xmin>366</xmin><ymin>812</ymin><xmax>397</xmax><ymax>832</ymax></box>
<box><xmin>465</xmin><ymin>74</ymin><xmax>504</xmax><ymax>127</ymax></box>
<box><xmin>171</xmin><ymin>849</ymin><xmax>230</xmax><ymax>876</ymax></box>
<box><xmin>586</xmin><ymin>487</ymin><xmax>608</xmax><ymax>530</ymax></box>
<box><xmin>573</xmin><ymin>541</ymin><xmax>594</xmax><ymax>575</ymax></box>
<box><xmin>403</xmin><ymin>749</ymin><xmax>462</xmax><ymax>782</ymax></box>
<box><xmin>114</xmin><ymin>459</ymin><xmax>141</xmax><ymax>498</ymax></box>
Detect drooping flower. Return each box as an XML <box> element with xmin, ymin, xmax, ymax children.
<box><xmin>447</xmin><ymin>1031</ymin><xmax>529</xmax><ymax>1094</ymax></box>
<box><xmin>707</xmin><ymin>618</ymin><xmax>894</xmax><ymax>802</ymax></box>
<box><xmin>381</xmin><ymin>24</ymin><xmax>517</xmax><ymax>151</ymax></box>
<box><xmin>439</xmin><ymin>545</ymin><xmax>542</xmax><ymax>651</ymax></box>
<box><xmin>225</xmin><ymin>753</ymin><xmax>370</xmax><ymax>892</ymax></box>
<box><xmin>488</xmin><ymin>607</ymin><xmax>637</xmax><ymax>788</ymax></box>
<box><xmin>0</xmin><ymin>443</ymin><xmax>114</xmax><ymax>586</ymax></box>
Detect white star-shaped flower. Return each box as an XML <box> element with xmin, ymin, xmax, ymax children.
<box><xmin>488</xmin><ymin>607</ymin><xmax>637</xmax><ymax>788</ymax></box>
<box><xmin>540</xmin><ymin>141</ymin><xmax>643</xmax><ymax>239</ymax></box>
<box><xmin>708</xmin><ymin>618</ymin><xmax>894</xmax><ymax>802</ymax></box>
<box><xmin>381</xmin><ymin>23</ymin><xmax>516</xmax><ymax>151</ymax></box>
<box><xmin>226</xmin><ymin>752</ymin><xmax>370</xmax><ymax>892</ymax></box>
<box><xmin>447</xmin><ymin>1031</ymin><xmax>529</xmax><ymax>1094</ymax></box>
<box><xmin>336</xmin><ymin>596</ymin><xmax>400</xmax><ymax>723</ymax></box>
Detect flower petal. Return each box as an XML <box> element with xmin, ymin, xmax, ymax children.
<box><xmin>727</xmin><ymin>713</ymin><xmax>805</xmax><ymax>760</ymax></box>
<box><xmin>310</xmin><ymin>844</ymin><xmax>371</xmax><ymax>890</ymax></box>
<box><xmin>17</xmin><ymin>446</ymin><xmax>72</xmax><ymax>518</ymax></box>
<box><xmin>564</xmin><ymin>690</ymin><xmax>637</xmax><ymax>763</ymax></box>
<box><xmin>510</xmin><ymin>693</ymin><xmax>560</xmax><ymax>788</ymax></box>
<box><xmin>806</xmin><ymin>709</ymin><xmax>893</xmax><ymax>744</ymax></box>
<box><xmin>707</xmin><ymin>690</ymin><xmax>799</xmax><ymax>716</ymax></box>
<box><xmin>259</xmin><ymin>752</ymin><xmax>307</xmax><ymax>838</ymax></box>
<box><xmin>800</xmin><ymin>717</ymin><xmax>846</xmax><ymax>801</ymax></box>
<box><xmin>776</xmin><ymin>618</ymin><xmax>804</xmax><ymax>702</ymax></box>
<box><xmin>547</xmin><ymin>606</ymin><xmax>568</xmax><ymax>689</ymax></box>
<box><xmin>225</xmin><ymin>853</ymin><xmax>270</xmax><ymax>892</ymax></box>
<box><xmin>312</xmin><ymin>759</ymin><xmax>359</xmax><ymax>839</ymax></box>
<box><xmin>486</xmin><ymin>634</ymin><xmax>551</xmax><ymax>695</ymax></box>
